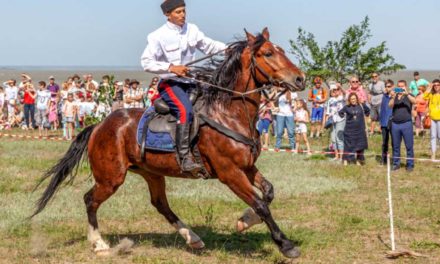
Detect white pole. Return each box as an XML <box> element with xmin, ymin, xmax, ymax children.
<box><xmin>387</xmin><ymin>154</ymin><xmax>396</xmax><ymax>251</ymax></box>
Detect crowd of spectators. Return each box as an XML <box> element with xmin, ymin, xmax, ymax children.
<box><xmin>0</xmin><ymin>73</ymin><xmax>160</xmax><ymax>139</ymax></box>
<box><xmin>257</xmin><ymin>71</ymin><xmax>440</xmax><ymax>169</ymax></box>
<box><xmin>1</xmin><ymin>71</ymin><xmax>440</xmax><ymax>169</ymax></box>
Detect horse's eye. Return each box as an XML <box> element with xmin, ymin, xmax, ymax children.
<box><xmin>264</xmin><ymin>52</ymin><xmax>273</xmax><ymax>57</ymax></box>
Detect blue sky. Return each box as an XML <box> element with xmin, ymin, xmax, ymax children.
<box><xmin>1</xmin><ymin>0</ymin><xmax>440</xmax><ymax>69</ymax></box>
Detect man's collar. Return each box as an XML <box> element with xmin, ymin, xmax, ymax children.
<box><xmin>166</xmin><ymin>21</ymin><xmax>186</xmax><ymax>33</ymax></box>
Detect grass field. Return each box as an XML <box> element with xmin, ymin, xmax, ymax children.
<box><xmin>1</xmin><ymin>128</ymin><xmax>440</xmax><ymax>263</ymax></box>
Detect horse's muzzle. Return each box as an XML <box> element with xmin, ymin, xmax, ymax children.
<box><xmin>295</xmin><ymin>76</ymin><xmax>306</xmax><ymax>90</ymax></box>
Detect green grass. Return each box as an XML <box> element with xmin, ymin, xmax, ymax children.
<box><xmin>0</xmin><ymin>130</ymin><xmax>439</xmax><ymax>263</ymax></box>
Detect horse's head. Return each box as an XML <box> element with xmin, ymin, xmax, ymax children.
<box><xmin>245</xmin><ymin>28</ymin><xmax>306</xmax><ymax>92</ymax></box>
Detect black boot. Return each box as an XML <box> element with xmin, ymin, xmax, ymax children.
<box><xmin>176</xmin><ymin>123</ymin><xmax>202</xmax><ymax>176</ymax></box>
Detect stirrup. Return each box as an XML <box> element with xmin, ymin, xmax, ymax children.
<box><xmin>181</xmin><ymin>157</ymin><xmax>202</xmax><ymax>176</ymax></box>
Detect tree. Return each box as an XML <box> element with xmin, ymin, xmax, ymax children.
<box><xmin>290</xmin><ymin>16</ymin><xmax>406</xmax><ymax>85</ymax></box>
<box><xmin>84</xmin><ymin>75</ymin><xmax>115</xmax><ymax>126</ymax></box>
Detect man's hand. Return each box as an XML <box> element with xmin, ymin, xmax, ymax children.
<box><xmin>169</xmin><ymin>65</ymin><xmax>189</xmax><ymax>77</ymax></box>
<box><xmin>390</xmin><ymin>90</ymin><xmax>396</xmax><ymax>98</ymax></box>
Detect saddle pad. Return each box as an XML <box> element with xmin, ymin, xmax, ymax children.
<box><xmin>136</xmin><ymin>109</ymin><xmax>176</xmax><ymax>152</ymax></box>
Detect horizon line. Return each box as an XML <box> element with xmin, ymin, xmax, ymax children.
<box><xmin>1</xmin><ymin>65</ymin><xmax>440</xmax><ymax>72</ymax></box>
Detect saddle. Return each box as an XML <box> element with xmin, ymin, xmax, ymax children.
<box><xmin>136</xmin><ymin>88</ymin><xmax>209</xmax><ymax>178</ymax></box>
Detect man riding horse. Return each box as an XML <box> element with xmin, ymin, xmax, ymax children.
<box><xmin>141</xmin><ymin>0</ymin><xmax>227</xmax><ymax>176</ymax></box>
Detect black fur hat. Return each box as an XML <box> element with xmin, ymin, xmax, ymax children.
<box><xmin>161</xmin><ymin>0</ymin><xmax>186</xmax><ymax>14</ymax></box>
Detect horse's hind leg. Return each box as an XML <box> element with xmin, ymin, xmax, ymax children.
<box><xmin>141</xmin><ymin>173</ymin><xmax>205</xmax><ymax>249</ymax></box>
<box><xmin>237</xmin><ymin>167</ymin><xmax>273</xmax><ymax>232</ymax></box>
<box><xmin>84</xmin><ymin>168</ymin><xmax>127</xmax><ymax>252</ymax></box>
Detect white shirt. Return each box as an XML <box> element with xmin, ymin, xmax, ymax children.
<box><xmin>141</xmin><ymin>21</ymin><xmax>226</xmax><ymax>79</ymax></box>
<box><xmin>276</xmin><ymin>93</ymin><xmax>295</xmax><ymax>117</ymax></box>
<box><xmin>326</xmin><ymin>95</ymin><xmax>345</xmax><ymax>123</ymax></box>
<box><xmin>36</xmin><ymin>90</ymin><xmax>51</xmax><ymax>110</ymax></box>
<box><xmin>79</xmin><ymin>101</ymin><xmax>96</xmax><ymax>117</ymax></box>
<box><xmin>124</xmin><ymin>88</ymin><xmax>144</xmax><ymax>109</ymax></box>
<box><xmin>3</xmin><ymin>84</ymin><xmax>18</xmax><ymax>101</ymax></box>
<box><xmin>0</xmin><ymin>93</ymin><xmax>4</xmax><ymax>108</ymax></box>
<box><xmin>295</xmin><ymin>108</ymin><xmax>307</xmax><ymax>123</ymax></box>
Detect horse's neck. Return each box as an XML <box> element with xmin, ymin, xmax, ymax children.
<box><xmin>209</xmin><ymin>70</ymin><xmax>261</xmax><ymax>137</ymax></box>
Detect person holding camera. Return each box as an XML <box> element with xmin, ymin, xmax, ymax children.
<box><xmin>389</xmin><ymin>80</ymin><xmax>416</xmax><ymax>171</ymax></box>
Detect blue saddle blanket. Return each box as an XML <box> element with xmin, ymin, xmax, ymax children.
<box><xmin>136</xmin><ymin>110</ymin><xmax>175</xmax><ymax>152</ymax></box>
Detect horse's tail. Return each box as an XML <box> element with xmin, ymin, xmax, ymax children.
<box><xmin>31</xmin><ymin>124</ymin><xmax>96</xmax><ymax>218</ymax></box>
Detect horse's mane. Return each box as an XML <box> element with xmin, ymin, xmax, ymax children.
<box><xmin>195</xmin><ymin>34</ymin><xmax>267</xmax><ymax>105</ymax></box>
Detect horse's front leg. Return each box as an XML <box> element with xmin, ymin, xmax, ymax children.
<box><xmin>220</xmin><ymin>168</ymin><xmax>300</xmax><ymax>259</ymax></box>
<box><xmin>237</xmin><ymin>167</ymin><xmax>274</xmax><ymax>232</ymax></box>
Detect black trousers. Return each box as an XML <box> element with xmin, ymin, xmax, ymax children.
<box><xmin>381</xmin><ymin>126</ymin><xmax>391</xmax><ymax>162</ymax></box>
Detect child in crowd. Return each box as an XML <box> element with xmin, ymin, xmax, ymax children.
<box><xmin>414</xmin><ymin>85</ymin><xmax>428</xmax><ymax>137</ymax></box>
<box><xmin>62</xmin><ymin>93</ymin><xmax>77</xmax><ymax>140</ymax></box>
<box><xmin>78</xmin><ymin>93</ymin><xmax>97</xmax><ymax>127</ymax></box>
<box><xmin>36</xmin><ymin>81</ymin><xmax>51</xmax><ymax>137</ymax></box>
<box><xmin>85</xmin><ymin>93</ymin><xmax>97</xmax><ymax>116</ymax></box>
<box><xmin>48</xmin><ymin>98</ymin><xmax>58</xmax><ymax>130</ymax></box>
<box><xmin>258</xmin><ymin>98</ymin><xmax>273</xmax><ymax>149</ymax></box>
<box><xmin>294</xmin><ymin>99</ymin><xmax>311</xmax><ymax>154</ymax></box>
<box><xmin>8</xmin><ymin>105</ymin><xmax>23</xmax><ymax>128</ymax></box>
<box><xmin>77</xmin><ymin>94</ymin><xmax>87</xmax><ymax>128</ymax></box>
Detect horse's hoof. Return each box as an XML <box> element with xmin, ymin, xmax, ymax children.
<box><xmin>236</xmin><ymin>208</ymin><xmax>262</xmax><ymax>233</ymax></box>
<box><xmin>93</xmin><ymin>239</ymin><xmax>110</xmax><ymax>255</ymax></box>
<box><xmin>189</xmin><ymin>240</ymin><xmax>205</xmax><ymax>249</ymax></box>
<box><xmin>282</xmin><ymin>246</ymin><xmax>300</xmax><ymax>259</ymax></box>
<box><xmin>95</xmin><ymin>249</ymin><xmax>111</xmax><ymax>257</ymax></box>
<box><xmin>236</xmin><ymin>220</ymin><xmax>247</xmax><ymax>233</ymax></box>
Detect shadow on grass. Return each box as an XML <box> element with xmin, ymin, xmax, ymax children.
<box><xmin>65</xmin><ymin>225</ymin><xmax>302</xmax><ymax>258</ymax></box>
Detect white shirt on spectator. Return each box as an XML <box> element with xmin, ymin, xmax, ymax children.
<box><xmin>78</xmin><ymin>101</ymin><xmax>87</xmax><ymax>117</ymax></box>
<box><xmin>141</xmin><ymin>21</ymin><xmax>226</xmax><ymax>79</ymax></box>
<box><xmin>276</xmin><ymin>92</ymin><xmax>297</xmax><ymax>117</ymax></box>
<box><xmin>84</xmin><ymin>101</ymin><xmax>97</xmax><ymax>116</ymax></box>
<box><xmin>36</xmin><ymin>90</ymin><xmax>51</xmax><ymax>110</ymax></box>
<box><xmin>3</xmin><ymin>83</ymin><xmax>18</xmax><ymax>101</ymax></box>
<box><xmin>124</xmin><ymin>88</ymin><xmax>144</xmax><ymax>109</ymax></box>
<box><xmin>326</xmin><ymin>95</ymin><xmax>345</xmax><ymax>123</ymax></box>
<box><xmin>0</xmin><ymin>92</ymin><xmax>5</xmax><ymax>108</ymax></box>
<box><xmin>90</xmin><ymin>80</ymin><xmax>99</xmax><ymax>90</ymax></box>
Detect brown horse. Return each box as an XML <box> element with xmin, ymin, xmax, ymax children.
<box><xmin>32</xmin><ymin>28</ymin><xmax>306</xmax><ymax>258</ymax></box>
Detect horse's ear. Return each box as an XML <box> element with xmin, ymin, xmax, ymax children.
<box><xmin>244</xmin><ymin>28</ymin><xmax>256</xmax><ymax>47</ymax></box>
<box><xmin>262</xmin><ymin>27</ymin><xmax>270</xmax><ymax>40</ymax></box>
